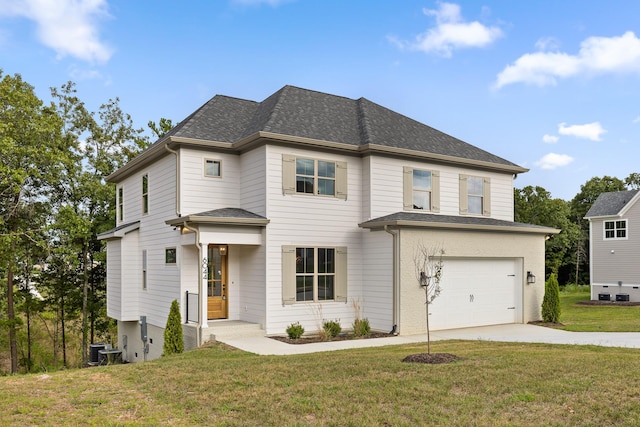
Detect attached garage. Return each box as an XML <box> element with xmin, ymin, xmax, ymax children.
<box><xmin>428</xmin><ymin>258</ymin><xmax>522</xmax><ymax>330</ymax></box>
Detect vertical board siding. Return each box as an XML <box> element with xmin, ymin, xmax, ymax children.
<box><xmin>367</xmin><ymin>156</ymin><xmax>515</xmax><ymax>221</ymax></box>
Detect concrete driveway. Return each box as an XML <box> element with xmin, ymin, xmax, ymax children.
<box><xmin>216</xmin><ymin>324</ymin><xmax>640</xmax><ymax>356</ymax></box>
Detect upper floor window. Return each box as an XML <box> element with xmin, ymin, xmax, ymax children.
<box><xmin>460</xmin><ymin>174</ymin><xmax>491</xmax><ymax>216</ymax></box>
<box><xmin>205</xmin><ymin>159</ymin><xmax>222</xmax><ymax>177</ymax></box>
<box><xmin>281</xmin><ymin>245</ymin><xmax>347</xmax><ymax>304</ymax></box>
<box><xmin>118</xmin><ymin>187</ymin><xmax>124</xmax><ymax>222</ymax></box>
<box><xmin>142</xmin><ymin>174</ymin><xmax>149</xmax><ymax>214</ymax></box>
<box><xmin>282</xmin><ymin>154</ymin><xmax>347</xmax><ymax>200</ymax></box>
<box><xmin>403</xmin><ymin>167</ymin><xmax>440</xmax><ymax>212</ymax></box>
<box><xmin>604</xmin><ymin>220</ymin><xmax>627</xmax><ymax>239</ymax></box>
<box><xmin>165</xmin><ymin>247</ymin><xmax>177</xmax><ymax>264</ymax></box>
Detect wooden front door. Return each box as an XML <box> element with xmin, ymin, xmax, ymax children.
<box><xmin>207</xmin><ymin>245</ymin><xmax>228</xmax><ymax>319</ymax></box>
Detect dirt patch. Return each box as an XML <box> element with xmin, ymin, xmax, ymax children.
<box><xmin>402</xmin><ymin>353</ymin><xmax>461</xmax><ymax>364</ymax></box>
<box><xmin>270</xmin><ymin>331</ymin><xmax>394</xmax><ymax>345</ymax></box>
<box><xmin>528</xmin><ymin>320</ymin><xmax>565</xmax><ymax>328</ymax></box>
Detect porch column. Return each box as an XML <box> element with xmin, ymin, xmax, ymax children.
<box><xmin>201</xmin><ymin>252</ymin><xmax>209</xmax><ymax>330</ymax></box>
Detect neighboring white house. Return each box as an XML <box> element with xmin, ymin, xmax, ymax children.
<box><xmin>585</xmin><ymin>189</ymin><xmax>640</xmax><ymax>302</ymax></box>
<box><xmin>98</xmin><ymin>85</ymin><xmax>557</xmax><ymax>362</ymax></box>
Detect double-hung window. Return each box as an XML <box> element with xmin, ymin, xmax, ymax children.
<box><xmin>460</xmin><ymin>174</ymin><xmax>491</xmax><ymax>216</ymax></box>
<box><xmin>282</xmin><ymin>154</ymin><xmax>347</xmax><ymax>200</ymax></box>
<box><xmin>604</xmin><ymin>220</ymin><xmax>627</xmax><ymax>239</ymax></box>
<box><xmin>118</xmin><ymin>187</ymin><xmax>124</xmax><ymax>222</ymax></box>
<box><xmin>204</xmin><ymin>159</ymin><xmax>221</xmax><ymax>178</ymax></box>
<box><xmin>142</xmin><ymin>174</ymin><xmax>149</xmax><ymax>215</ymax></box>
<box><xmin>403</xmin><ymin>167</ymin><xmax>440</xmax><ymax>211</ymax></box>
<box><xmin>282</xmin><ymin>246</ymin><xmax>347</xmax><ymax>304</ymax></box>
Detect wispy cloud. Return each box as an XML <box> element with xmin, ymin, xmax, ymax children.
<box><xmin>494</xmin><ymin>31</ymin><xmax>640</xmax><ymax>89</ymax></box>
<box><xmin>558</xmin><ymin>122</ymin><xmax>606</xmax><ymax>141</ymax></box>
<box><xmin>542</xmin><ymin>134</ymin><xmax>559</xmax><ymax>144</ymax></box>
<box><xmin>535</xmin><ymin>153</ymin><xmax>574</xmax><ymax>170</ymax></box>
<box><xmin>389</xmin><ymin>2</ymin><xmax>502</xmax><ymax>58</ymax></box>
<box><xmin>0</xmin><ymin>0</ymin><xmax>113</xmax><ymax>64</ymax></box>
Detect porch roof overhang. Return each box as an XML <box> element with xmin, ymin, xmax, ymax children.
<box><xmin>165</xmin><ymin>208</ymin><xmax>270</xmax><ymax>227</ymax></box>
<box><xmin>359</xmin><ymin>212</ymin><xmax>560</xmax><ymax>235</ymax></box>
<box><xmin>97</xmin><ymin>221</ymin><xmax>140</xmax><ymax>240</ymax></box>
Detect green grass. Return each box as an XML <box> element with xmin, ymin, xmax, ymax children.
<box><xmin>3</xmin><ymin>340</ymin><xmax>640</xmax><ymax>426</ymax></box>
<box><xmin>2</xmin><ymin>285</ymin><xmax>640</xmax><ymax>426</ymax></box>
<box><xmin>559</xmin><ymin>285</ymin><xmax>640</xmax><ymax>332</ymax></box>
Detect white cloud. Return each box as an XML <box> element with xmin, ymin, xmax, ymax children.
<box><xmin>390</xmin><ymin>2</ymin><xmax>503</xmax><ymax>57</ymax></box>
<box><xmin>558</xmin><ymin>122</ymin><xmax>606</xmax><ymax>141</ymax></box>
<box><xmin>0</xmin><ymin>0</ymin><xmax>113</xmax><ymax>64</ymax></box>
<box><xmin>535</xmin><ymin>153</ymin><xmax>574</xmax><ymax>170</ymax></box>
<box><xmin>542</xmin><ymin>134</ymin><xmax>559</xmax><ymax>143</ymax></box>
<box><xmin>494</xmin><ymin>31</ymin><xmax>640</xmax><ymax>89</ymax></box>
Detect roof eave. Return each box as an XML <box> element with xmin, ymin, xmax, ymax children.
<box><xmin>165</xmin><ymin>215</ymin><xmax>270</xmax><ymax>227</ymax></box>
<box><xmin>359</xmin><ymin>219</ymin><xmax>559</xmax><ymax>235</ymax></box>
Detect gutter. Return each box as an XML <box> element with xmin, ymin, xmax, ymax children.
<box><xmin>384</xmin><ymin>225</ymin><xmax>400</xmax><ymax>334</ymax></box>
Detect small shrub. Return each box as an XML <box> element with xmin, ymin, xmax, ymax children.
<box><xmin>542</xmin><ymin>273</ymin><xmax>561</xmax><ymax>323</ymax></box>
<box><xmin>286</xmin><ymin>322</ymin><xmax>305</xmax><ymax>339</ymax></box>
<box><xmin>163</xmin><ymin>300</ymin><xmax>184</xmax><ymax>355</ymax></box>
<box><xmin>323</xmin><ymin>319</ymin><xmax>342</xmax><ymax>338</ymax></box>
<box><xmin>353</xmin><ymin>318</ymin><xmax>371</xmax><ymax>337</ymax></box>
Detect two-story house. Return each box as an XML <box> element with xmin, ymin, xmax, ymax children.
<box><xmin>98</xmin><ymin>85</ymin><xmax>557</xmax><ymax>361</ymax></box>
<box><xmin>585</xmin><ymin>189</ymin><xmax>640</xmax><ymax>302</ymax></box>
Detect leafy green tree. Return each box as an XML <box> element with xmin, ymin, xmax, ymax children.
<box><xmin>0</xmin><ymin>71</ymin><xmax>67</xmax><ymax>373</ymax></box>
<box><xmin>624</xmin><ymin>172</ymin><xmax>640</xmax><ymax>190</ymax></box>
<box><xmin>163</xmin><ymin>300</ymin><xmax>184</xmax><ymax>355</ymax></box>
<box><xmin>542</xmin><ymin>273</ymin><xmax>561</xmax><ymax>323</ymax></box>
<box><xmin>148</xmin><ymin>117</ymin><xmax>174</xmax><ymax>139</ymax></box>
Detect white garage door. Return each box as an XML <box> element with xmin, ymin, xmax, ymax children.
<box><xmin>427</xmin><ymin>258</ymin><xmax>521</xmax><ymax>331</ymax></box>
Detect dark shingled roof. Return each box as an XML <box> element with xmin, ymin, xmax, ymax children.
<box><xmin>188</xmin><ymin>208</ymin><xmax>267</xmax><ymax>220</ymax></box>
<box><xmin>585</xmin><ymin>190</ymin><xmax>640</xmax><ymax>218</ymax></box>
<box><xmin>360</xmin><ymin>212</ymin><xmax>558</xmax><ymax>234</ymax></box>
<box><xmin>97</xmin><ymin>221</ymin><xmax>140</xmax><ymax>239</ymax></box>
<box><xmin>157</xmin><ymin>85</ymin><xmax>521</xmax><ymax>169</ymax></box>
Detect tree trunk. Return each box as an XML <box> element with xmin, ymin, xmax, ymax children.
<box><xmin>7</xmin><ymin>236</ymin><xmax>18</xmax><ymax>374</ymax></box>
<box><xmin>61</xmin><ymin>292</ymin><xmax>66</xmax><ymax>368</ymax></box>
<box><xmin>425</xmin><ymin>286</ymin><xmax>431</xmax><ymax>355</ymax></box>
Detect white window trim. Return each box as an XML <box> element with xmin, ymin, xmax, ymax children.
<box><xmin>204</xmin><ymin>158</ymin><xmax>222</xmax><ymax>178</ymax></box>
<box><xmin>165</xmin><ymin>247</ymin><xmax>177</xmax><ymax>265</ymax></box>
<box><xmin>603</xmin><ymin>219</ymin><xmax>628</xmax><ymax>240</ymax></box>
<box><xmin>117</xmin><ymin>186</ymin><xmax>124</xmax><ymax>223</ymax></box>
<box><xmin>142</xmin><ymin>249</ymin><xmax>148</xmax><ymax>290</ymax></box>
<box><xmin>142</xmin><ymin>173</ymin><xmax>149</xmax><ymax>215</ymax></box>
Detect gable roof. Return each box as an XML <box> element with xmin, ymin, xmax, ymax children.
<box><xmin>585</xmin><ymin>190</ymin><xmax>640</xmax><ymax>218</ymax></box>
<box><xmin>108</xmin><ymin>85</ymin><xmax>526</xmax><ymax>182</ymax></box>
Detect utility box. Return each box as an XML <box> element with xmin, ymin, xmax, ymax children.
<box><xmin>89</xmin><ymin>343</ymin><xmax>106</xmax><ymax>365</ymax></box>
<box><xmin>598</xmin><ymin>293</ymin><xmax>611</xmax><ymax>301</ymax></box>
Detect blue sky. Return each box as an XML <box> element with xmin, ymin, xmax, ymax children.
<box><xmin>1</xmin><ymin>0</ymin><xmax>640</xmax><ymax>201</ymax></box>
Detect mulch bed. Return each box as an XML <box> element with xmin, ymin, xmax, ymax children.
<box><xmin>576</xmin><ymin>300</ymin><xmax>640</xmax><ymax>306</ymax></box>
<box><xmin>270</xmin><ymin>331</ymin><xmax>394</xmax><ymax>345</ymax></box>
<box><xmin>402</xmin><ymin>353</ymin><xmax>461</xmax><ymax>364</ymax></box>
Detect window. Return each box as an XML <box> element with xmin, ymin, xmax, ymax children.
<box><xmin>459</xmin><ymin>174</ymin><xmax>491</xmax><ymax>216</ymax></box>
<box><xmin>118</xmin><ymin>187</ymin><xmax>124</xmax><ymax>222</ymax></box>
<box><xmin>142</xmin><ymin>250</ymin><xmax>148</xmax><ymax>290</ymax></box>
<box><xmin>282</xmin><ymin>154</ymin><xmax>347</xmax><ymax>200</ymax></box>
<box><xmin>142</xmin><ymin>174</ymin><xmax>149</xmax><ymax>214</ymax></box>
<box><xmin>165</xmin><ymin>248</ymin><xmax>177</xmax><ymax>264</ymax></box>
<box><xmin>604</xmin><ymin>220</ymin><xmax>627</xmax><ymax>239</ymax></box>
<box><xmin>205</xmin><ymin>159</ymin><xmax>221</xmax><ymax>177</ymax></box>
<box><xmin>403</xmin><ymin>167</ymin><xmax>440</xmax><ymax>212</ymax></box>
<box><xmin>282</xmin><ymin>246</ymin><xmax>347</xmax><ymax>304</ymax></box>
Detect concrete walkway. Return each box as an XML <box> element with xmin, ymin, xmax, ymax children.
<box><xmin>217</xmin><ymin>324</ymin><xmax>640</xmax><ymax>356</ymax></box>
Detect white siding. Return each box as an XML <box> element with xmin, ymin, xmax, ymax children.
<box><xmin>106</xmin><ymin>240</ymin><xmax>122</xmax><ymax>319</ymax></box>
<box><xmin>238</xmin><ymin>244</ymin><xmax>267</xmax><ymax>326</ymax></box>
<box><xmin>240</xmin><ymin>146</ymin><xmax>267</xmax><ymax>216</ymax></box>
<box><xmin>180</xmin><ymin>148</ymin><xmax>241</xmax><ymax>215</ymax></box>
<box><xmin>120</xmin><ymin>230</ymin><xmax>140</xmax><ymax>321</ymax></box>
<box><xmin>263</xmin><ymin>145</ymin><xmax>364</xmax><ymax>334</ymax></box>
<box><xmin>361</xmin><ymin>229</ymin><xmax>394</xmax><ymax>331</ymax></box>
<box><xmin>367</xmin><ymin>155</ymin><xmax>515</xmax><ymax>221</ymax></box>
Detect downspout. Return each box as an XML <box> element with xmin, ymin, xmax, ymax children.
<box><xmin>164</xmin><ymin>143</ymin><xmax>181</xmax><ymax>217</ymax></box>
<box><xmin>384</xmin><ymin>225</ymin><xmax>400</xmax><ymax>334</ymax></box>
<box><xmin>182</xmin><ymin>221</ymin><xmax>203</xmax><ymax>347</ymax></box>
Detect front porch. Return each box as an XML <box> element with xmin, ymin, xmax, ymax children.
<box><xmin>183</xmin><ymin>320</ymin><xmax>265</xmax><ymax>350</ymax></box>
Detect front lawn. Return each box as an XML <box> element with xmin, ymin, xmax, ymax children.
<box><xmin>559</xmin><ymin>285</ymin><xmax>640</xmax><ymax>332</ymax></box>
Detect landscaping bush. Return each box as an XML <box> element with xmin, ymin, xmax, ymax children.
<box><xmin>163</xmin><ymin>300</ymin><xmax>184</xmax><ymax>355</ymax></box>
<box><xmin>352</xmin><ymin>318</ymin><xmax>371</xmax><ymax>337</ymax></box>
<box><xmin>322</xmin><ymin>319</ymin><xmax>342</xmax><ymax>338</ymax></box>
<box><xmin>286</xmin><ymin>322</ymin><xmax>305</xmax><ymax>339</ymax></box>
<box><xmin>542</xmin><ymin>273</ymin><xmax>561</xmax><ymax>323</ymax></box>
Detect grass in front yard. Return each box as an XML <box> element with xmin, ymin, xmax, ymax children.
<box><xmin>559</xmin><ymin>285</ymin><xmax>640</xmax><ymax>332</ymax></box>
<box><xmin>3</xmin><ymin>340</ymin><xmax>640</xmax><ymax>426</ymax></box>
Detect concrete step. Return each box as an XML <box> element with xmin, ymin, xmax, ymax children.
<box><xmin>205</xmin><ymin>321</ymin><xmax>264</xmax><ymax>341</ymax></box>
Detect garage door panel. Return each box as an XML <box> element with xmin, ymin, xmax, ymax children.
<box><xmin>428</xmin><ymin>259</ymin><xmax>519</xmax><ymax>330</ymax></box>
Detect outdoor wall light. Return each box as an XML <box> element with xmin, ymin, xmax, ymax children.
<box><xmin>526</xmin><ymin>271</ymin><xmax>536</xmax><ymax>284</ymax></box>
